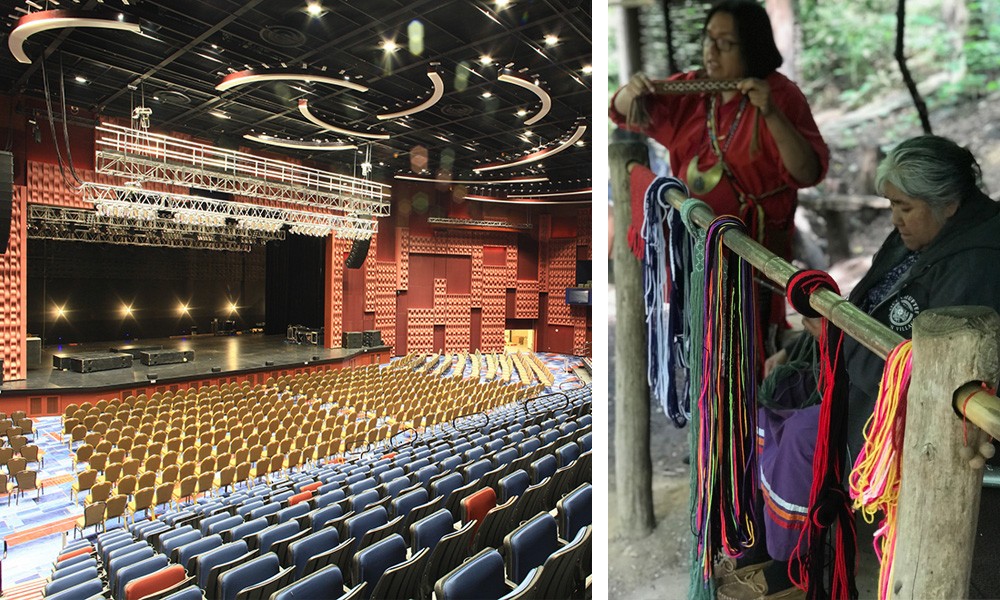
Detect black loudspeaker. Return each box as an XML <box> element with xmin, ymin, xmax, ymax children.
<box><xmin>0</xmin><ymin>151</ymin><xmax>13</xmax><ymax>254</ymax></box>
<box><xmin>345</xmin><ymin>237</ymin><xmax>371</xmax><ymax>269</ymax></box>
<box><xmin>342</xmin><ymin>331</ymin><xmax>364</xmax><ymax>348</ymax></box>
<box><xmin>363</xmin><ymin>330</ymin><xmax>382</xmax><ymax>347</ymax></box>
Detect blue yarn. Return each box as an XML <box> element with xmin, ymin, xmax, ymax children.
<box><xmin>642</xmin><ymin>176</ymin><xmax>693</xmax><ymax>428</ymax></box>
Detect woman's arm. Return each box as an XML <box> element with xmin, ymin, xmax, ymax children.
<box><xmin>738</xmin><ymin>78</ymin><xmax>822</xmax><ymax>186</ymax></box>
<box><xmin>612</xmin><ymin>72</ymin><xmax>656</xmax><ymax>118</ymax></box>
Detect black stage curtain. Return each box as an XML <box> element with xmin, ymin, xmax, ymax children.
<box><xmin>264</xmin><ymin>233</ymin><xmax>325</xmax><ymax>336</ymax></box>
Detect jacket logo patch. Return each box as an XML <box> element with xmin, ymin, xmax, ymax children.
<box><xmin>889</xmin><ymin>295</ymin><xmax>920</xmax><ymax>332</ymax></box>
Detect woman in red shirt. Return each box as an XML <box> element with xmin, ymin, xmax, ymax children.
<box><xmin>610</xmin><ymin>0</ymin><xmax>829</xmax><ymax>351</ymax></box>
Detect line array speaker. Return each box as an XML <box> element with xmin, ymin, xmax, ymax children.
<box><xmin>345</xmin><ymin>237</ymin><xmax>371</xmax><ymax>269</ymax></box>
<box><xmin>0</xmin><ymin>151</ymin><xmax>13</xmax><ymax>254</ymax></box>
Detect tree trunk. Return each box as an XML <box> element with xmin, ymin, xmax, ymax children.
<box><xmin>766</xmin><ymin>0</ymin><xmax>797</xmax><ymax>80</ymax></box>
<box><xmin>894</xmin><ymin>0</ymin><xmax>933</xmax><ymax>134</ymax></box>
<box><xmin>893</xmin><ymin>306</ymin><xmax>999</xmax><ymax>598</ymax></box>
<box><xmin>610</xmin><ymin>142</ymin><xmax>655</xmax><ymax>538</ymax></box>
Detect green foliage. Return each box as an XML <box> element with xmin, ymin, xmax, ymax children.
<box><xmin>798</xmin><ymin>0</ymin><xmax>1000</xmax><ymax>108</ymax></box>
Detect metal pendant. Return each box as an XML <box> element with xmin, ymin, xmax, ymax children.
<box><xmin>686</xmin><ymin>156</ymin><xmax>723</xmax><ymax>195</ymax></box>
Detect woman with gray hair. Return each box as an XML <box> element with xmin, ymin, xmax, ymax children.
<box><xmin>720</xmin><ymin>135</ymin><xmax>1000</xmax><ymax>600</ymax></box>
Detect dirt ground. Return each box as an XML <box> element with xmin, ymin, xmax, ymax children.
<box><xmin>607</xmin><ymin>90</ymin><xmax>1000</xmax><ymax>599</ymax></box>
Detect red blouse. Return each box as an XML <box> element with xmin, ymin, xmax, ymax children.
<box><xmin>610</xmin><ymin>70</ymin><xmax>829</xmax><ymax>255</ymax></box>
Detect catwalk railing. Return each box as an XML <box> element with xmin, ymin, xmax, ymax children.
<box><xmin>611</xmin><ymin>142</ymin><xmax>1000</xmax><ymax>599</ymax></box>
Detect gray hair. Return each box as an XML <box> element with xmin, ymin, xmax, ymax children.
<box><xmin>875</xmin><ymin>135</ymin><xmax>985</xmax><ymax>216</ymax></box>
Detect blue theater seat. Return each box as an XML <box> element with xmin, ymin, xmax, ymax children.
<box><xmin>434</xmin><ymin>548</ymin><xmax>509</xmax><ymax>600</ymax></box>
<box><xmin>503</xmin><ymin>512</ymin><xmax>558</xmax><ymax>583</ymax></box>
<box><xmin>175</xmin><ymin>533</ymin><xmax>224</xmax><ymax>573</ymax></box>
<box><xmin>289</xmin><ymin>527</ymin><xmax>340</xmax><ymax>578</ymax></box>
<box><xmin>351</xmin><ymin>534</ymin><xmax>406</xmax><ymax>600</ymax></box>
<box><xmin>271</xmin><ymin>564</ymin><xmax>343</xmax><ymax>600</ymax></box>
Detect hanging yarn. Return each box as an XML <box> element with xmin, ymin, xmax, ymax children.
<box><xmin>642</xmin><ymin>176</ymin><xmax>692</xmax><ymax>427</ymax></box>
<box><xmin>849</xmin><ymin>340</ymin><xmax>912</xmax><ymax>600</ymax></box>
<box><xmin>785</xmin><ymin>269</ymin><xmax>858</xmax><ymax>600</ymax></box>
<box><xmin>692</xmin><ymin>215</ymin><xmax>760</xmax><ymax>584</ymax></box>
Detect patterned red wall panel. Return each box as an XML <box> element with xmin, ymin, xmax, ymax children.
<box><xmin>514</xmin><ymin>280</ymin><xmax>540</xmax><ymax>320</ymax></box>
<box><xmin>328</xmin><ymin>236</ymin><xmax>346</xmax><ymax>346</ymax></box>
<box><xmin>396</xmin><ymin>228</ymin><xmax>409</xmax><ymax>290</ymax></box>
<box><xmin>505</xmin><ymin>246</ymin><xmax>518</xmax><ymax>283</ymax></box>
<box><xmin>433</xmin><ymin>278</ymin><xmax>447</xmax><ymax>309</ymax></box>
<box><xmin>471</xmin><ymin>247</ymin><xmax>483</xmax><ymax>307</ymax></box>
<box><xmin>574</xmin><ymin>324</ymin><xmax>589</xmax><ymax>355</ymax></box>
<box><xmin>1</xmin><ymin>186</ymin><xmax>27</xmax><ymax>381</ymax></box>
<box><xmin>578</xmin><ymin>208</ymin><xmax>592</xmax><ymax>261</ymax></box>
<box><xmin>546</xmin><ymin>239</ymin><xmax>577</xmax><ymax>326</ymax></box>
<box><xmin>364</xmin><ymin>233</ymin><xmax>378</xmax><ymax>313</ymax></box>
<box><xmin>406</xmin><ymin>308</ymin><xmax>435</xmax><ymax>352</ymax></box>
<box><xmin>27</xmin><ymin>162</ymin><xmax>95</xmax><ymax>208</ymax></box>
<box><xmin>538</xmin><ymin>242</ymin><xmax>549</xmax><ymax>290</ymax></box>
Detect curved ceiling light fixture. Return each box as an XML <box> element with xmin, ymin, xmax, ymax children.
<box><xmin>243</xmin><ymin>133</ymin><xmax>357</xmax><ymax>151</ymax></box>
<box><xmin>498</xmin><ymin>69</ymin><xmax>551</xmax><ymax>126</ymax></box>
<box><xmin>298</xmin><ymin>99</ymin><xmax>390</xmax><ymax>140</ymax></box>
<box><xmin>507</xmin><ymin>188</ymin><xmax>593</xmax><ymax>198</ymax></box>
<box><xmin>473</xmin><ymin>122</ymin><xmax>588</xmax><ymax>173</ymax></box>
<box><xmin>217</xmin><ymin>69</ymin><xmax>368</xmax><ymax>93</ymax></box>
<box><xmin>9</xmin><ymin>9</ymin><xmax>142</xmax><ymax>64</ymax></box>
<box><xmin>393</xmin><ymin>174</ymin><xmax>549</xmax><ymax>185</ymax></box>
<box><xmin>377</xmin><ymin>68</ymin><xmax>445</xmax><ymax>120</ymax></box>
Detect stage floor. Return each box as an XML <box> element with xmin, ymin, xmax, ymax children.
<box><xmin>2</xmin><ymin>334</ymin><xmax>384</xmax><ymax>393</ymax></box>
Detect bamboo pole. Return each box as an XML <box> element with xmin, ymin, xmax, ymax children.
<box><xmin>652</xmin><ymin>181</ymin><xmax>1000</xmax><ymax>440</ymax></box>
<box><xmin>893</xmin><ymin>307</ymin><xmax>1000</xmax><ymax>598</ymax></box>
<box><xmin>611</xmin><ymin>144</ymin><xmax>655</xmax><ymax>537</ymax></box>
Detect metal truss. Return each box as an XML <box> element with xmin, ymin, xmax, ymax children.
<box><xmin>28</xmin><ymin>204</ymin><xmax>284</xmax><ymax>251</ymax></box>
<box><xmin>426</xmin><ymin>217</ymin><xmax>532</xmax><ymax>230</ymax></box>
<box><xmin>94</xmin><ymin>123</ymin><xmax>392</xmax><ymax>217</ymax></box>
<box><xmin>80</xmin><ymin>183</ymin><xmax>378</xmax><ymax>240</ymax></box>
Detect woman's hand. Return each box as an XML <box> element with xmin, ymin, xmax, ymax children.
<box><xmin>801</xmin><ymin>317</ymin><xmax>823</xmax><ymax>339</ymax></box>
<box><xmin>613</xmin><ymin>72</ymin><xmax>656</xmax><ymax>117</ymax></box>
<box><xmin>763</xmin><ymin>348</ymin><xmax>788</xmax><ymax>378</ymax></box>
<box><xmin>737</xmin><ymin>78</ymin><xmax>776</xmax><ymax>117</ymax></box>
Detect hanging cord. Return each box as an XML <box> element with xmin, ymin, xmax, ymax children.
<box><xmin>679</xmin><ymin>198</ymin><xmax>714</xmax><ymax>600</ymax></box>
<box><xmin>39</xmin><ymin>57</ymin><xmax>81</xmax><ymax>192</ymax></box>
<box><xmin>642</xmin><ymin>176</ymin><xmax>690</xmax><ymax>427</ymax></box>
<box><xmin>785</xmin><ymin>269</ymin><xmax>858</xmax><ymax>600</ymax></box>
<box><xmin>58</xmin><ymin>53</ymin><xmax>84</xmax><ymax>186</ymax></box>
<box><xmin>849</xmin><ymin>340</ymin><xmax>912</xmax><ymax>600</ymax></box>
<box><xmin>693</xmin><ymin>215</ymin><xmax>759</xmax><ymax>583</ymax></box>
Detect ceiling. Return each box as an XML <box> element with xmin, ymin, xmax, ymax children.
<box><xmin>0</xmin><ymin>0</ymin><xmax>592</xmax><ymax>200</ymax></box>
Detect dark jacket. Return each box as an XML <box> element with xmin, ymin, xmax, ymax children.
<box><xmin>843</xmin><ymin>192</ymin><xmax>1000</xmax><ymax>457</ymax></box>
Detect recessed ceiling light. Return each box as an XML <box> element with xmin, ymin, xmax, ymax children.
<box><xmin>210</xmin><ymin>111</ymin><xmax>230</xmax><ymax>119</ymax></box>
<box><xmin>544</xmin><ymin>34</ymin><xmax>559</xmax><ymax>46</ymax></box>
<box><xmin>75</xmin><ymin>76</ymin><xmax>87</xmax><ymax>83</ymax></box>
<box><xmin>481</xmin><ymin>91</ymin><xmax>492</xmax><ymax>98</ymax></box>
<box><xmin>496</xmin><ymin>0</ymin><xmax>510</xmax><ymax>8</ymax></box>
<box><xmin>581</xmin><ymin>64</ymin><xmax>592</xmax><ymax>75</ymax></box>
<box><xmin>516</xmin><ymin>108</ymin><xmax>527</xmax><ymax>117</ymax></box>
<box><xmin>523</xmin><ymin>130</ymin><xmax>533</xmax><ymax>137</ymax></box>
<box><xmin>306</xmin><ymin>2</ymin><xmax>323</xmax><ymax>16</ymax></box>
<box><xmin>381</xmin><ymin>39</ymin><xmax>398</xmax><ymax>52</ymax></box>
<box><xmin>479</xmin><ymin>55</ymin><xmax>493</xmax><ymax>66</ymax></box>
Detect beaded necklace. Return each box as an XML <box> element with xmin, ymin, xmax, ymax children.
<box><xmin>686</xmin><ymin>94</ymin><xmax>748</xmax><ymax>195</ymax></box>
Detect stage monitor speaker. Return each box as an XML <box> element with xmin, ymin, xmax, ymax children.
<box><xmin>342</xmin><ymin>331</ymin><xmax>364</xmax><ymax>348</ymax></box>
<box><xmin>363</xmin><ymin>330</ymin><xmax>382</xmax><ymax>347</ymax></box>
<box><xmin>0</xmin><ymin>150</ymin><xmax>13</xmax><ymax>254</ymax></box>
<box><xmin>345</xmin><ymin>237</ymin><xmax>371</xmax><ymax>269</ymax></box>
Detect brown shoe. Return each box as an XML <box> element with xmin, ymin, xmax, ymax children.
<box><xmin>716</xmin><ymin>569</ymin><xmax>805</xmax><ymax>600</ymax></box>
<box><xmin>714</xmin><ymin>556</ymin><xmax>773</xmax><ymax>587</ymax></box>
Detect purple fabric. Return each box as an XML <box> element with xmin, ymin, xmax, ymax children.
<box><xmin>758</xmin><ymin>404</ymin><xmax>820</xmax><ymax>561</ymax></box>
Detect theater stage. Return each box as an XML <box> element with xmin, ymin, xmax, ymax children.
<box><xmin>0</xmin><ymin>334</ymin><xmax>391</xmax><ymax>416</ymax></box>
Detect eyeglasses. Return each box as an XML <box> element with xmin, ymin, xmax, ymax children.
<box><xmin>702</xmin><ymin>35</ymin><xmax>739</xmax><ymax>53</ymax></box>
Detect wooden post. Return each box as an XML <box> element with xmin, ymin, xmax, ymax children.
<box><xmin>894</xmin><ymin>306</ymin><xmax>1000</xmax><ymax>598</ymax></box>
<box><xmin>610</xmin><ymin>142</ymin><xmax>655</xmax><ymax>537</ymax></box>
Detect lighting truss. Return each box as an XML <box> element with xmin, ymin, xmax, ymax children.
<box><xmin>94</xmin><ymin>123</ymin><xmax>391</xmax><ymax>219</ymax></box>
<box><xmin>426</xmin><ymin>217</ymin><xmax>531</xmax><ymax>230</ymax></box>
<box><xmin>28</xmin><ymin>205</ymin><xmax>284</xmax><ymax>251</ymax></box>
<box><xmin>80</xmin><ymin>183</ymin><xmax>378</xmax><ymax>240</ymax></box>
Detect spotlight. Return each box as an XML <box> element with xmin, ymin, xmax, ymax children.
<box><xmin>381</xmin><ymin>39</ymin><xmax>398</xmax><ymax>52</ymax></box>
<box><xmin>544</xmin><ymin>34</ymin><xmax>559</xmax><ymax>47</ymax></box>
<box><xmin>178</xmin><ymin>303</ymin><xmax>189</xmax><ymax>315</ymax></box>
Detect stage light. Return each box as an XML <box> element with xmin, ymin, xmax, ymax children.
<box><xmin>122</xmin><ymin>304</ymin><xmax>133</xmax><ymax>317</ymax></box>
<box><xmin>581</xmin><ymin>64</ymin><xmax>592</xmax><ymax>75</ymax></box>
<box><xmin>479</xmin><ymin>55</ymin><xmax>493</xmax><ymax>66</ymax></box>
<box><xmin>495</xmin><ymin>0</ymin><xmax>510</xmax><ymax>8</ymax></box>
<box><xmin>306</xmin><ymin>2</ymin><xmax>323</xmax><ymax>16</ymax></box>
<box><xmin>381</xmin><ymin>39</ymin><xmax>398</xmax><ymax>53</ymax></box>
<box><xmin>516</xmin><ymin>109</ymin><xmax>527</xmax><ymax>117</ymax></box>
<box><xmin>544</xmin><ymin>34</ymin><xmax>559</xmax><ymax>47</ymax></box>
<box><xmin>75</xmin><ymin>75</ymin><xmax>87</xmax><ymax>83</ymax></box>
<box><xmin>178</xmin><ymin>303</ymin><xmax>189</xmax><ymax>315</ymax></box>
<box><xmin>481</xmin><ymin>91</ymin><xmax>492</xmax><ymax>98</ymax></box>
<box><xmin>53</xmin><ymin>305</ymin><xmax>66</xmax><ymax>319</ymax></box>
<box><xmin>228</xmin><ymin>302</ymin><xmax>239</xmax><ymax>314</ymax></box>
